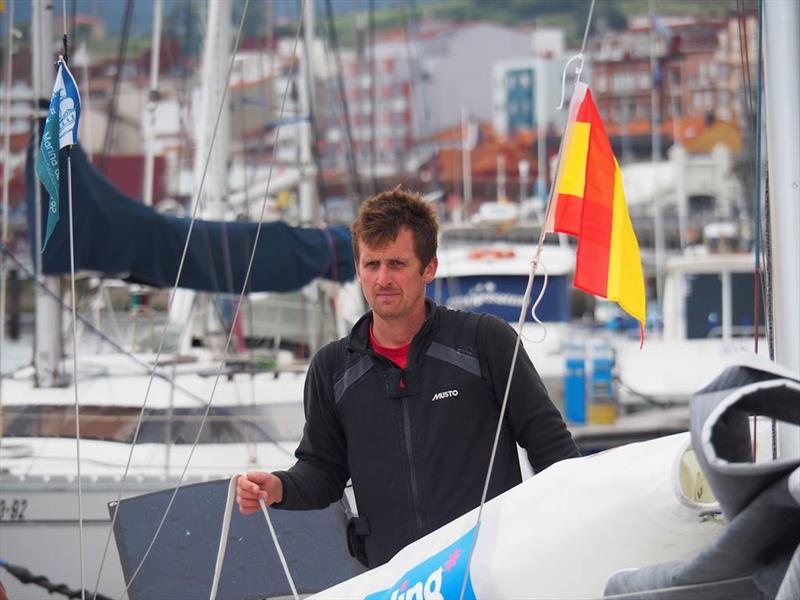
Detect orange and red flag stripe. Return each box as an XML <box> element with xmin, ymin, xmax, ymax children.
<box><xmin>545</xmin><ymin>82</ymin><xmax>646</xmax><ymax>340</ymax></box>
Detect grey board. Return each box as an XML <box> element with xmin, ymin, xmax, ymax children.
<box><xmin>109</xmin><ymin>479</ymin><xmax>366</xmax><ymax>600</ymax></box>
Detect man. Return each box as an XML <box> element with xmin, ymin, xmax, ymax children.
<box><xmin>237</xmin><ymin>188</ymin><xmax>579</xmax><ymax>568</ymax></box>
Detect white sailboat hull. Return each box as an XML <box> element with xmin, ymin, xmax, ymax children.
<box><xmin>312</xmin><ymin>433</ymin><xmax>722</xmax><ymax>599</ymax></box>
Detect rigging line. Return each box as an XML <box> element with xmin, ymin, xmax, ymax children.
<box><xmin>406</xmin><ymin>0</ymin><xmax>442</xmax><ymax>193</ymax></box>
<box><xmin>300</xmin><ymin>3</ymin><xmax>329</xmax><ymax>217</ymax></box>
<box><xmin>319</xmin><ymin>28</ymin><xmax>357</xmax><ymax>203</ymax></box>
<box><xmin>59</xmin><ymin>7</ymin><xmax>85</xmax><ymax>588</ymax></box>
<box><xmin>736</xmin><ymin>0</ymin><xmax>766</xmax><ymax>458</ymax></box>
<box><xmin>260</xmin><ymin>498</ymin><xmax>300</xmax><ymax>600</ymax></box>
<box><xmin>70</xmin><ymin>0</ymin><xmax>77</xmax><ymax>54</ymax></box>
<box><xmin>369</xmin><ymin>0</ymin><xmax>378</xmax><ymax>195</ymax></box>
<box><xmin>461</xmin><ymin>4</ymin><xmax>597</xmax><ymax>595</ymax></box>
<box><xmin>752</xmin><ymin>0</ymin><xmax>765</xmax><ymax>458</ymax></box>
<box><xmin>751</xmin><ymin>1</ymin><xmax>765</xmax><ymax>336</ymax></box>
<box><xmin>60</xmin><ymin>0</ymin><xmax>68</xmax><ymax>64</ymax></box>
<box><xmin>100</xmin><ymin>0</ymin><xmax>133</xmax><ymax>172</ymax></box>
<box><xmin>65</xmin><ymin>127</ymin><xmax>87</xmax><ymax>600</ymax></box>
<box><xmin>459</xmin><ymin>237</ymin><xmax>549</xmax><ymax>600</ymax></box>
<box><xmin>737</xmin><ymin>2</ymin><xmax>755</xmax><ymax>133</ymax></box>
<box><xmin>401</xmin><ymin>6</ymin><xmax>423</xmax><ymax>173</ymax></box>
<box><xmin>517</xmin><ymin>260</ymin><xmax>549</xmax><ymax>346</ymax></box>
<box><xmin>0</xmin><ymin>246</ymin><xmax>213</xmax><ymax>406</ymax></box>
<box><xmin>324</xmin><ymin>0</ymin><xmax>363</xmax><ymax>201</ymax></box>
<box><xmin>736</xmin><ymin>1</ymin><xmax>757</xmax><ymax>204</ymax></box>
<box><xmin>115</xmin><ymin>6</ymin><xmax>305</xmax><ymax>597</ymax></box>
<box><xmin>579</xmin><ymin>0</ymin><xmax>596</xmax><ymax>56</ymax></box>
<box><xmin>754</xmin><ymin>1</ymin><xmax>776</xmax><ymax>461</ymax></box>
<box><xmin>91</xmin><ymin>2</ymin><xmax>257</xmax><ymax>595</ymax></box>
<box><xmin>1</xmin><ymin>0</ymin><xmax>15</xmax><ymax>425</ymax></box>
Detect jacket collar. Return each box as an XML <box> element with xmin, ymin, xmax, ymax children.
<box><xmin>347</xmin><ymin>298</ymin><xmax>438</xmax><ymax>359</ymax></box>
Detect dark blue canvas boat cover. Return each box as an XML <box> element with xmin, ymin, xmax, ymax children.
<box><xmin>110</xmin><ymin>479</ymin><xmax>366</xmax><ymax>599</ymax></box>
<box><xmin>26</xmin><ymin>141</ymin><xmax>355</xmax><ymax>292</ymax></box>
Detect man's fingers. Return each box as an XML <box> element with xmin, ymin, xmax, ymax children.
<box><xmin>245</xmin><ymin>471</ymin><xmax>272</xmax><ymax>485</ymax></box>
<box><xmin>237</xmin><ymin>495</ymin><xmax>274</xmax><ymax>515</ymax></box>
<box><xmin>236</xmin><ymin>471</ymin><xmax>278</xmax><ymax>512</ymax></box>
<box><xmin>238</xmin><ymin>503</ymin><xmax>259</xmax><ymax>515</ymax></box>
<box><xmin>237</xmin><ymin>481</ymin><xmax>264</xmax><ymax>497</ymax></box>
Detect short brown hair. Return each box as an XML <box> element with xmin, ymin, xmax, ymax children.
<box><xmin>352</xmin><ymin>187</ymin><xmax>438</xmax><ymax>271</ymax></box>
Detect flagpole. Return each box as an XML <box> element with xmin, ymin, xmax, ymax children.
<box><xmin>65</xmin><ymin>131</ymin><xmax>86</xmax><ymax>600</ymax></box>
<box><xmin>61</xmin><ymin>1</ymin><xmax>87</xmax><ymax>583</ymax></box>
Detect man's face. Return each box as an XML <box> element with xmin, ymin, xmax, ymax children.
<box><xmin>356</xmin><ymin>227</ymin><xmax>438</xmax><ymax>321</ymax></box>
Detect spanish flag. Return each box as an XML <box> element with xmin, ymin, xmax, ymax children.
<box><xmin>545</xmin><ymin>82</ymin><xmax>646</xmax><ymax>340</ymax></box>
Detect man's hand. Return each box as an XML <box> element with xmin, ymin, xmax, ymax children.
<box><xmin>236</xmin><ymin>471</ymin><xmax>284</xmax><ymax>514</ymax></box>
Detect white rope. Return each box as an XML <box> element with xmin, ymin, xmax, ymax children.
<box><xmin>458</xmin><ymin>242</ymin><xmax>546</xmax><ymax>600</ymax></box>
<box><xmin>518</xmin><ymin>259</ymin><xmax>550</xmax><ymax>346</ymax></box>
<box><xmin>115</xmin><ymin>4</ymin><xmax>307</xmax><ymax>597</ymax></box>
<box><xmin>91</xmin><ymin>0</ymin><xmax>256</xmax><ymax>595</ymax></box>
<box><xmin>459</xmin><ymin>2</ymin><xmax>597</xmax><ymax>597</ymax></box>
<box><xmin>209</xmin><ymin>475</ymin><xmax>240</xmax><ymax>600</ymax></box>
<box><xmin>259</xmin><ymin>498</ymin><xmax>300</xmax><ymax>600</ymax></box>
<box><xmin>210</xmin><ymin>476</ymin><xmax>299</xmax><ymax>600</ymax></box>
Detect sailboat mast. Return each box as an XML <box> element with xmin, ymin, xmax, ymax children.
<box><xmin>142</xmin><ymin>0</ymin><xmax>163</xmax><ymax>207</ymax></box>
<box><xmin>32</xmin><ymin>0</ymin><xmax>64</xmax><ymax>387</ymax></box>
<box><xmin>193</xmin><ymin>0</ymin><xmax>231</xmax><ymax>220</ymax></box>
<box><xmin>763</xmin><ymin>0</ymin><xmax>800</xmax><ymax>458</ymax></box>
<box><xmin>298</xmin><ymin>0</ymin><xmax>318</xmax><ymax>225</ymax></box>
<box><xmin>171</xmin><ymin>0</ymin><xmax>232</xmax><ymax>354</ymax></box>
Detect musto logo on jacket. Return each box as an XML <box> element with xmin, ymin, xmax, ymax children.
<box><xmin>364</xmin><ymin>527</ymin><xmax>477</xmax><ymax>600</ymax></box>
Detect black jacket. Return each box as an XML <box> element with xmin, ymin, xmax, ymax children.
<box><xmin>274</xmin><ymin>300</ymin><xmax>579</xmax><ymax>567</ymax></box>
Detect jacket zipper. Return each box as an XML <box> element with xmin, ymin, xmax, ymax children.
<box><xmin>401</xmin><ymin>397</ymin><xmax>425</xmax><ymax>536</ymax></box>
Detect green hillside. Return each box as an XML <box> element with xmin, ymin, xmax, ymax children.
<box><xmin>328</xmin><ymin>0</ymin><xmax>744</xmax><ymax>48</ymax></box>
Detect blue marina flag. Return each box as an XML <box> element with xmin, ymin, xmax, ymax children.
<box><xmin>35</xmin><ymin>59</ymin><xmax>81</xmax><ymax>251</ymax></box>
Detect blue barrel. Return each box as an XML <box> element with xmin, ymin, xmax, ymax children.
<box><xmin>588</xmin><ymin>340</ymin><xmax>616</xmax><ymax>424</ymax></box>
<box><xmin>564</xmin><ymin>341</ymin><xmax>586</xmax><ymax>424</ymax></box>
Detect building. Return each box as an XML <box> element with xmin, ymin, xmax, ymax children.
<box><xmin>316</xmin><ymin>21</ymin><xmax>535</xmax><ymax>178</ymax></box>
<box><xmin>416</xmin><ymin>21</ymin><xmax>534</xmax><ymax>132</ymax></box>
<box><xmin>588</xmin><ymin>13</ymin><xmax>758</xmax><ymax>132</ymax></box>
<box><xmin>491</xmin><ymin>57</ymin><xmax>581</xmax><ymax>137</ymax></box>
<box><xmin>310</xmin><ymin>37</ymin><xmax>418</xmax><ymax>178</ymax></box>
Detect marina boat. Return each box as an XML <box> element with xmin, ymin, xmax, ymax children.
<box><xmin>431</xmin><ymin>221</ymin><xmax>576</xmax><ymax>403</ymax></box>
<box><xmin>614</xmin><ymin>249</ymin><xmax>766</xmax><ymax>404</ymax></box>
<box><xmin>0</xmin><ymin>1</ymin><xmax>353</xmax><ymax>597</ymax></box>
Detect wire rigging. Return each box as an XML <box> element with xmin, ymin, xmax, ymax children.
<box><xmin>90</xmin><ymin>1</ymin><xmax>258</xmax><ymax>594</ymax></box>
<box><xmin>57</xmin><ymin>3</ymin><xmax>87</xmax><ymax>596</ymax></box>
<box><xmin>100</xmin><ymin>0</ymin><xmax>133</xmax><ymax>172</ymax></box>
<box><xmin>368</xmin><ymin>0</ymin><xmax>378</xmax><ymax>195</ymax></box>
<box><xmin>324</xmin><ymin>0</ymin><xmax>363</xmax><ymax>201</ymax></box>
<box><xmin>459</xmin><ymin>4</ymin><xmax>596</xmax><ymax>598</ymax></box>
<box><xmin>111</xmin><ymin>5</ymin><xmax>307</xmax><ymax>597</ymax></box>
